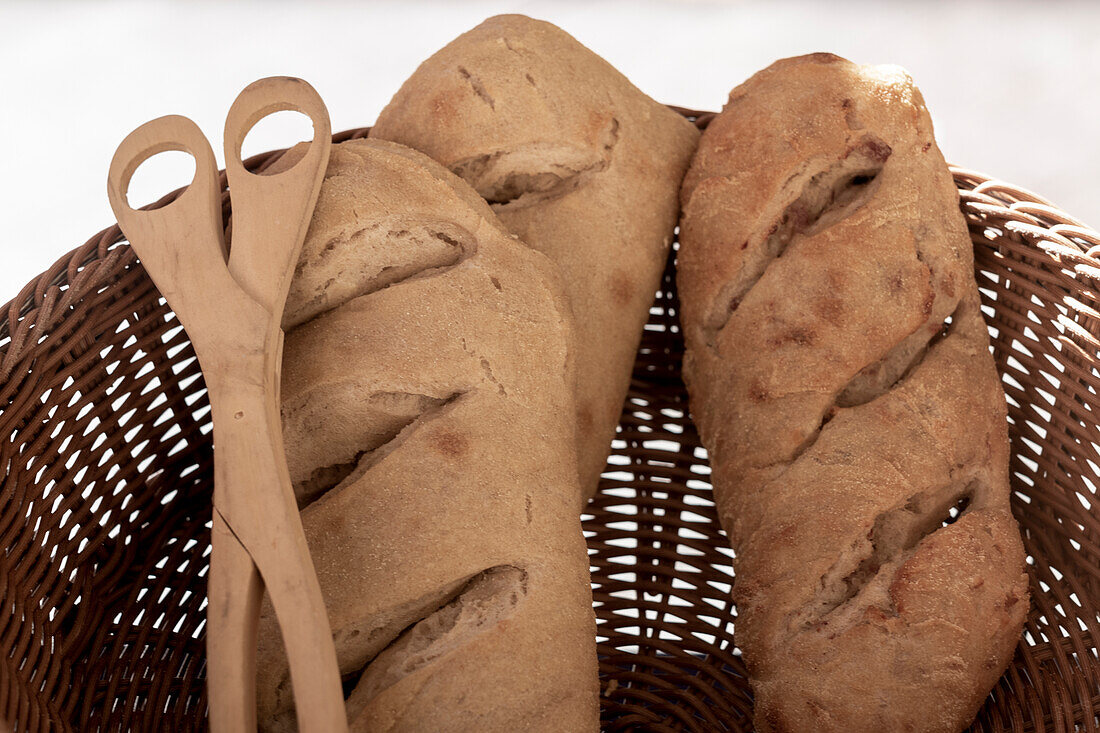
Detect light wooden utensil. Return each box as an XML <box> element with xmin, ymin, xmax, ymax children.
<box><xmin>107</xmin><ymin>77</ymin><xmax>346</xmax><ymax>733</ymax></box>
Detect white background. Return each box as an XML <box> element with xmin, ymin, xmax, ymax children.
<box><xmin>1</xmin><ymin>0</ymin><xmax>1098</xmax><ymax>301</ymax></box>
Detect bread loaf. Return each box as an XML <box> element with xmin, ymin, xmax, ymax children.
<box><xmin>371</xmin><ymin>14</ymin><xmax>700</xmax><ymax>499</ymax></box>
<box><xmin>255</xmin><ymin>138</ymin><xmax>599</xmax><ymax>731</ymax></box>
<box><xmin>677</xmin><ymin>54</ymin><xmax>1029</xmax><ymax>732</ymax></box>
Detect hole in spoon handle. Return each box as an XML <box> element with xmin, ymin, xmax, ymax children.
<box><xmin>224</xmin><ymin>76</ymin><xmax>332</xmax><ymax>181</ymax></box>
<box><xmin>222</xmin><ymin>77</ymin><xmax>332</xmax><ymax>319</ymax></box>
<box><xmin>106</xmin><ymin>114</ymin><xmax>228</xmax><ymax>298</ymax></box>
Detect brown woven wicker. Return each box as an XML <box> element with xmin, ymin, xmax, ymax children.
<box><xmin>1</xmin><ymin>110</ymin><xmax>1098</xmax><ymax>732</ymax></box>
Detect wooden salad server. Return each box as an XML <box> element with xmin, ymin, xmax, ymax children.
<box><xmin>107</xmin><ymin>77</ymin><xmax>346</xmax><ymax>733</ymax></box>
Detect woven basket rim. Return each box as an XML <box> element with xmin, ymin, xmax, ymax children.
<box><xmin>2</xmin><ymin>114</ymin><xmax>1099</xmax><ymax>362</ymax></box>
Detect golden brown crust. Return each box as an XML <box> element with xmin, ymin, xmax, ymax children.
<box><xmin>678</xmin><ymin>55</ymin><xmax>1028</xmax><ymax>732</ymax></box>
<box><xmin>371</xmin><ymin>14</ymin><xmax>700</xmax><ymax>499</ymax></box>
<box><xmin>256</xmin><ymin>139</ymin><xmax>598</xmax><ymax>732</ymax></box>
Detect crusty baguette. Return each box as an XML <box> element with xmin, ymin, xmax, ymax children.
<box><xmin>371</xmin><ymin>14</ymin><xmax>700</xmax><ymax>500</ymax></box>
<box><xmin>677</xmin><ymin>54</ymin><xmax>1029</xmax><ymax>732</ymax></box>
<box><xmin>255</xmin><ymin>138</ymin><xmax>599</xmax><ymax>732</ymax></box>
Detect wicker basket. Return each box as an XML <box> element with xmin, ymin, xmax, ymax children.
<box><xmin>2</xmin><ymin>110</ymin><xmax>1099</xmax><ymax>732</ymax></box>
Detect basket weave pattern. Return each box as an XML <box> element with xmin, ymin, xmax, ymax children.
<box><xmin>1</xmin><ymin>114</ymin><xmax>1099</xmax><ymax>731</ymax></box>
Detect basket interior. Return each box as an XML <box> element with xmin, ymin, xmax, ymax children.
<box><xmin>1</xmin><ymin>121</ymin><xmax>1099</xmax><ymax>732</ymax></box>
